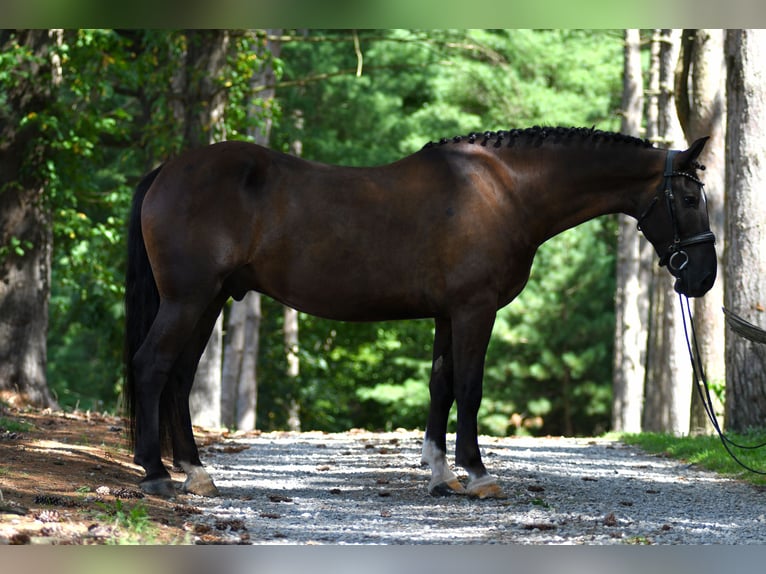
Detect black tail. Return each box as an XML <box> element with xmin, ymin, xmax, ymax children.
<box><xmin>123</xmin><ymin>165</ymin><xmax>166</xmax><ymax>452</ymax></box>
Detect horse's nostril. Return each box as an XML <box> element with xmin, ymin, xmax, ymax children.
<box><xmin>682</xmin><ymin>271</ymin><xmax>716</xmax><ymax>298</ymax></box>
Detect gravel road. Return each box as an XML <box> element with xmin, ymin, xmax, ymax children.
<box><xmin>185</xmin><ymin>430</ymin><xmax>766</xmax><ymax>545</ymax></box>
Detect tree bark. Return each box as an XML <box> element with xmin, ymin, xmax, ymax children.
<box><xmin>642</xmin><ymin>29</ymin><xmax>694</xmax><ymax>435</ymax></box>
<box><xmin>234</xmin><ymin>292</ymin><xmax>262</xmax><ymax>430</ymax></box>
<box><xmin>723</xmin><ymin>29</ymin><xmax>766</xmax><ymax>432</ymax></box>
<box><xmin>612</xmin><ymin>29</ymin><xmax>647</xmax><ymax>433</ymax></box>
<box><xmin>284</xmin><ymin>306</ymin><xmax>301</xmax><ymax>432</ymax></box>
<box><xmin>675</xmin><ymin>29</ymin><xmax>726</xmax><ymax>434</ymax></box>
<box><xmin>283</xmin><ymin>110</ymin><xmax>304</xmax><ymax>433</ymax></box>
<box><xmin>0</xmin><ymin>30</ymin><xmax>60</xmax><ymax>409</ymax></box>
<box><xmin>170</xmin><ymin>30</ymin><xmax>231</xmax><ymax>429</ymax></box>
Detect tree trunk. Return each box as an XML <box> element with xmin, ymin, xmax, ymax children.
<box><xmin>642</xmin><ymin>29</ymin><xmax>694</xmax><ymax>435</ymax></box>
<box><xmin>221</xmin><ymin>30</ymin><xmax>281</xmax><ymax>430</ymax></box>
<box><xmin>234</xmin><ymin>292</ymin><xmax>262</xmax><ymax>430</ymax></box>
<box><xmin>723</xmin><ymin>29</ymin><xmax>766</xmax><ymax>432</ymax></box>
<box><xmin>170</xmin><ymin>30</ymin><xmax>231</xmax><ymax>429</ymax></box>
<box><xmin>282</xmin><ymin>111</ymin><xmax>304</xmax><ymax>433</ymax></box>
<box><xmin>675</xmin><ymin>29</ymin><xmax>726</xmax><ymax>434</ymax></box>
<box><xmin>284</xmin><ymin>306</ymin><xmax>301</xmax><ymax>432</ymax></box>
<box><xmin>0</xmin><ymin>30</ymin><xmax>60</xmax><ymax>409</ymax></box>
<box><xmin>612</xmin><ymin>29</ymin><xmax>647</xmax><ymax>433</ymax></box>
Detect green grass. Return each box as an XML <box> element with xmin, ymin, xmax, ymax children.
<box><xmin>0</xmin><ymin>416</ymin><xmax>33</xmax><ymax>433</ymax></box>
<box><xmin>95</xmin><ymin>499</ymin><xmax>158</xmax><ymax>544</ymax></box>
<box><xmin>619</xmin><ymin>431</ymin><xmax>766</xmax><ymax>486</ymax></box>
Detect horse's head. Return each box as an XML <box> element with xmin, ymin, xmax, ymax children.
<box><xmin>637</xmin><ymin>137</ymin><xmax>717</xmax><ymax>298</ymax></box>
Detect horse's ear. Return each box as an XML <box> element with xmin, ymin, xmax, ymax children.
<box><xmin>677</xmin><ymin>136</ymin><xmax>710</xmax><ymax>167</ymax></box>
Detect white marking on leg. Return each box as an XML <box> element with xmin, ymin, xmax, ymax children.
<box><xmin>421</xmin><ymin>438</ymin><xmax>463</xmax><ymax>493</ymax></box>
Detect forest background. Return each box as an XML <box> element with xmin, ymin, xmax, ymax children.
<box><xmin>1</xmin><ymin>29</ymin><xmax>763</xmax><ymax>439</ymax></box>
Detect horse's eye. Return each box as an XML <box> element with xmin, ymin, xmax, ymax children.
<box><xmin>683</xmin><ymin>195</ymin><xmax>699</xmax><ymax>208</ymax></box>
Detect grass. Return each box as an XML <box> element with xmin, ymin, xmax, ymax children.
<box><xmin>530</xmin><ymin>497</ymin><xmax>552</xmax><ymax>509</ymax></box>
<box><xmin>95</xmin><ymin>499</ymin><xmax>157</xmax><ymax>544</ymax></box>
<box><xmin>0</xmin><ymin>416</ymin><xmax>34</xmax><ymax>433</ymax></box>
<box><xmin>619</xmin><ymin>430</ymin><xmax>766</xmax><ymax>486</ymax></box>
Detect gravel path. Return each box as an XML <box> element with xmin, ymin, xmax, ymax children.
<box><xmin>186</xmin><ymin>430</ymin><xmax>766</xmax><ymax>545</ymax></box>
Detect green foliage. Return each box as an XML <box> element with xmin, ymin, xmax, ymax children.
<box><xmin>620</xmin><ymin>431</ymin><xmax>766</xmax><ymax>486</ymax></box>
<box><xmin>255</xmin><ymin>297</ymin><xmax>433</xmax><ymax>432</ymax></box>
<box><xmin>0</xmin><ymin>417</ymin><xmax>34</xmax><ymax>433</ymax></box>
<box><xmin>273</xmin><ymin>30</ymin><xmax>622</xmax><ymax>163</ymax></box>
<box><xmin>43</xmin><ymin>30</ymin><xmax>143</xmax><ymax>410</ymax></box>
<box><xmin>95</xmin><ymin>499</ymin><xmax>157</xmax><ymax>543</ymax></box>
<box><xmin>100</xmin><ymin>499</ymin><xmax>151</xmax><ymax>532</ymax></box>
<box><xmin>225</xmin><ymin>31</ymin><xmax>285</xmax><ymax>141</ymax></box>
<box><xmin>44</xmin><ymin>30</ymin><xmax>269</xmax><ymax>410</ymax></box>
<box><xmin>482</xmin><ymin>218</ymin><xmax>617</xmax><ymax>436</ymax></box>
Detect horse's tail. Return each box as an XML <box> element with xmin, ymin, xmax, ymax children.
<box><xmin>123</xmin><ymin>165</ymin><xmax>167</xmax><ymax>453</ymax></box>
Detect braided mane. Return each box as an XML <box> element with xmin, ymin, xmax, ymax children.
<box><xmin>422</xmin><ymin>126</ymin><xmax>654</xmax><ymax>150</ymax></box>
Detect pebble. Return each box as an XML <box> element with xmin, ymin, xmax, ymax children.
<box><xmin>188</xmin><ymin>432</ymin><xmax>766</xmax><ymax>545</ymax></box>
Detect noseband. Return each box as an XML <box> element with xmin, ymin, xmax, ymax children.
<box><xmin>636</xmin><ymin>150</ymin><xmax>716</xmax><ymax>273</ymax></box>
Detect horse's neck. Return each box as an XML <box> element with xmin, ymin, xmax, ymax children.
<box><xmin>504</xmin><ymin>145</ymin><xmax>660</xmax><ymax>244</ymax></box>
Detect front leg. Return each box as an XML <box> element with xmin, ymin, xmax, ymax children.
<box><xmin>451</xmin><ymin>302</ymin><xmax>506</xmax><ymax>499</ymax></box>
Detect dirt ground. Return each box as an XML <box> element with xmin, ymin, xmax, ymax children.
<box><xmin>0</xmin><ymin>404</ymin><xmax>232</xmax><ymax>545</ymax></box>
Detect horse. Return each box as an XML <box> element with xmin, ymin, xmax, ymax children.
<box><xmin>124</xmin><ymin>126</ymin><xmax>716</xmax><ymax>499</ymax></box>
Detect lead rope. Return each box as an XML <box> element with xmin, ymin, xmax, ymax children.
<box><xmin>678</xmin><ymin>294</ymin><xmax>766</xmax><ymax>474</ymax></box>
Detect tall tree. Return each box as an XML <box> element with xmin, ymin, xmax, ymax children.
<box><xmin>284</xmin><ymin>304</ymin><xmax>301</xmax><ymax>432</ymax></box>
<box><xmin>168</xmin><ymin>30</ymin><xmax>231</xmax><ymax>429</ymax></box>
<box><xmin>612</xmin><ymin>29</ymin><xmax>647</xmax><ymax>432</ymax></box>
<box><xmin>675</xmin><ymin>29</ymin><xmax>726</xmax><ymax>433</ymax></box>
<box><xmin>0</xmin><ymin>30</ymin><xmax>60</xmax><ymax>408</ymax></box>
<box><xmin>724</xmin><ymin>29</ymin><xmax>766</xmax><ymax>432</ymax></box>
<box><xmin>222</xmin><ymin>290</ymin><xmax>261</xmax><ymax>430</ymax></box>
<box><xmin>642</xmin><ymin>29</ymin><xmax>694</xmax><ymax>434</ymax></box>
<box><xmin>284</xmin><ymin>111</ymin><xmax>304</xmax><ymax>433</ymax></box>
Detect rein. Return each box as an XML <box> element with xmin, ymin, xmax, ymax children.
<box><xmin>637</xmin><ymin>150</ymin><xmax>716</xmax><ymax>272</ymax></box>
<box><xmin>679</xmin><ymin>295</ymin><xmax>766</xmax><ymax>474</ymax></box>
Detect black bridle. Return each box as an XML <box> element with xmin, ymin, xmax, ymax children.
<box><xmin>636</xmin><ymin>150</ymin><xmax>716</xmax><ymax>273</ymax></box>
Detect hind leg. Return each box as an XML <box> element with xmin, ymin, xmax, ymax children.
<box><xmin>170</xmin><ymin>293</ymin><xmax>228</xmax><ymax>496</ymax></box>
<box><xmin>421</xmin><ymin>317</ymin><xmax>465</xmax><ymax>496</ymax></box>
<box><xmin>132</xmin><ymin>297</ymin><xmax>213</xmax><ymax>497</ymax></box>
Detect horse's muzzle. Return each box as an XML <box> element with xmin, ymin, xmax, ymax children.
<box><xmin>674</xmin><ymin>269</ymin><xmax>716</xmax><ymax>298</ymax></box>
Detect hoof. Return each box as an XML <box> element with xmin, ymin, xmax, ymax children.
<box><xmin>180</xmin><ymin>464</ymin><xmax>220</xmax><ymax>497</ymax></box>
<box><xmin>467</xmin><ymin>476</ymin><xmax>507</xmax><ymax>500</ymax></box>
<box><xmin>429</xmin><ymin>478</ymin><xmax>466</xmax><ymax>497</ymax></box>
<box><xmin>139</xmin><ymin>477</ymin><xmax>177</xmax><ymax>498</ymax></box>
<box><xmin>183</xmin><ymin>475</ymin><xmax>220</xmax><ymax>497</ymax></box>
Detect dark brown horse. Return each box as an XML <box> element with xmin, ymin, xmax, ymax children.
<box><xmin>124</xmin><ymin>127</ymin><xmax>716</xmax><ymax>499</ymax></box>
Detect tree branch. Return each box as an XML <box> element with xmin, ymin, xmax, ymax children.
<box><xmin>250</xmin><ymin>61</ymin><xmax>453</xmax><ymax>94</ymax></box>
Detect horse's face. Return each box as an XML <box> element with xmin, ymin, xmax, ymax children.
<box><xmin>637</xmin><ymin>138</ymin><xmax>717</xmax><ymax>298</ymax></box>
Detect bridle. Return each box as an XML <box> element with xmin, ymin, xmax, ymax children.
<box><xmin>636</xmin><ymin>150</ymin><xmax>716</xmax><ymax>273</ymax></box>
